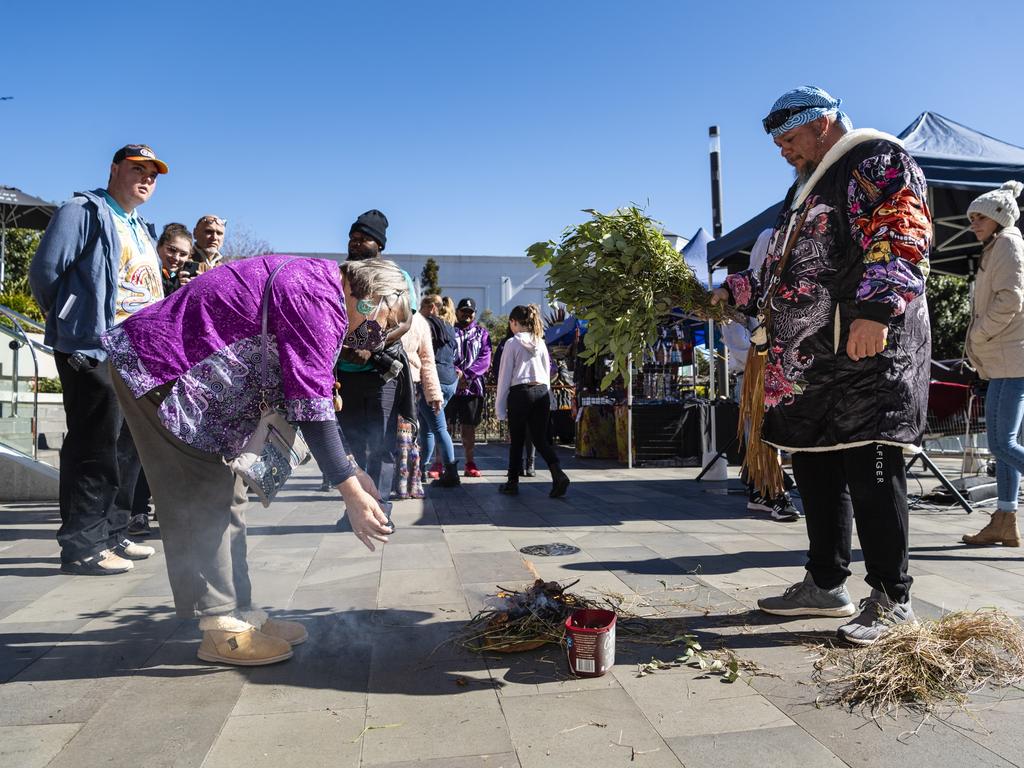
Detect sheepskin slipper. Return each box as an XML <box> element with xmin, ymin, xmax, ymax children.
<box><xmin>239</xmin><ymin>609</ymin><xmax>308</xmax><ymax>647</ymax></box>
<box><xmin>197</xmin><ymin>627</ymin><xmax>293</xmax><ymax>666</ymax></box>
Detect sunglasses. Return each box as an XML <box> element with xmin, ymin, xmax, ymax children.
<box><xmin>762</xmin><ymin>106</ymin><xmax>812</xmax><ymax>135</ymax></box>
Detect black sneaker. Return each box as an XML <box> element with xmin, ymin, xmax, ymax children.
<box><xmin>498</xmin><ymin>481</ymin><xmax>519</xmax><ymax>495</ymax></box>
<box><xmin>127</xmin><ymin>514</ymin><xmax>151</xmax><ymax>537</ymax></box>
<box><xmin>747</xmin><ymin>488</ymin><xmax>773</xmax><ymax>512</ymax></box>
<box><xmin>767</xmin><ymin>493</ymin><xmax>800</xmax><ymax>522</ymax></box>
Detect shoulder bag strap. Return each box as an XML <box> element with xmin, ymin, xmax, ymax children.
<box><xmin>259</xmin><ymin>257</ymin><xmax>298</xmax><ymax>396</ymax></box>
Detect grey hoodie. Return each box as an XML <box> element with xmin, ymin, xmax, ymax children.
<box><xmin>29</xmin><ymin>189</ymin><xmax>156</xmax><ymax>360</ymax></box>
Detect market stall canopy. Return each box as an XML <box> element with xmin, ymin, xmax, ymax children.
<box><xmin>545</xmin><ymin>316</ymin><xmax>586</xmax><ymax>347</ymax></box>
<box><xmin>1</xmin><ymin>185</ymin><xmax>57</xmax><ymax>291</ymax></box>
<box><xmin>707</xmin><ymin>112</ymin><xmax>1024</xmax><ymax>277</ymax></box>
<box><xmin>0</xmin><ymin>186</ymin><xmax>55</xmax><ymax>231</ymax></box>
<box><xmin>681</xmin><ymin>226</ymin><xmax>713</xmax><ymax>288</ymax></box>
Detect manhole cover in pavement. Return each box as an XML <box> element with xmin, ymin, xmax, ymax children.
<box><xmin>519</xmin><ymin>543</ymin><xmax>581</xmax><ymax>557</ymax></box>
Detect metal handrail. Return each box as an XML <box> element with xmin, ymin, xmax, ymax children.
<box><xmin>0</xmin><ymin>307</ymin><xmax>43</xmax><ymax>460</ymax></box>
<box><xmin>0</xmin><ymin>302</ymin><xmax>45</xmax><ymax>333</ymax></box>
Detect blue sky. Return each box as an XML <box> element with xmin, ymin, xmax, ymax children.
<box><xmin>3</xmin><ymin>0</ymin><xmax>1021</xmax><ymax>257</ymax></box>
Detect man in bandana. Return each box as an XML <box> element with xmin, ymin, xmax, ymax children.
<box><xmin>711</xmin><ymin>86</ymin><xmax>932</xmax><ymax>645</ymax></box>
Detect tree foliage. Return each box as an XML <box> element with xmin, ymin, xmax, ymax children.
<box><xmin>222</xmin><ymin>226</ymin><xmax>273</xmax><ymax>261</ymax></box>
<box><xmin>1</xmin><ymin>227</ymin><xmax>41</xmax><ymax>294</ymax></box>
<box><xmin>927</xmin><ymin>274</ymin><xmax>971</xmax><ymax>360</ymax></box>
<box><xmin>0</xmin><ymin>228</ymin><xmax>44</xmax><ymax>321</ymax></box>
<box><xmin>528</xmin><ymin>207</ymin><xmax>726</xmax><ymax>388</ymax></box>
<box><xmin>421</xmin><ymin>257</ymin><xmax>441</xmax><ymax>295</ymax></box>
<box><xmin>478</xmin><ymin>310</ymin><xmax>509</xmax><ymax>353</ymax></box>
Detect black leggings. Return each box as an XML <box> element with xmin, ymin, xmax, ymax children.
<box><xmin>506</xmin><ymin>384</ymin><xmax>558</xmax><ymax>481</ymax></box>
<box><xmin>791</xmin><ymin>443</ymin><xmax>912</xmax><ymax>602</ymax></box>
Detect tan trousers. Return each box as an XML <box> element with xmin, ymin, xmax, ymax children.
<box><xmin>111</xmin><ymin>366</ymin><xmax>252</xmax><ymax>618</ymax></box>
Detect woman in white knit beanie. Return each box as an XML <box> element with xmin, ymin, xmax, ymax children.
<box><xmin>963</xmin><ymin>180</ymin><xmax>1024</xmax><ymax>546</ymax></box>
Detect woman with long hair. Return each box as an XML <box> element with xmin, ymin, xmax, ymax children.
<box><xmin>419</xmin><ymin>295</ymin><xmax>460</xmax><ymax>485</ymax></box>
<box><xmin>494</xmin><ymin>304</ymin><xmax>569</xmax><ymax>497</ymax></box>
<box><xmin>963</xmin><ymin>181</ymin><xmax>1024</xmax><ymax>547</ymax></box>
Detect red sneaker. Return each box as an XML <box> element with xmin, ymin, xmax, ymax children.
<box><xmin>464</xmin><ymin>461</ymin><xmax>481</xmax><ymax>478</ymax></box>
<box><xmin>427</xmin><ymin>460</ymin><xmax>442</xmax><ymax>479</ymax></box>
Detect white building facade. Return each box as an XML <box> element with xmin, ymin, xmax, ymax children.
<box><xmin>295</xmin><ymin>252</ymin><xmax>551</xmax><ymax>316</ymax></box>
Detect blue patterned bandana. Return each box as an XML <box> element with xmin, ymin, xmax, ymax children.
<box><xmin>763</xmin><ymin>86</ymin><xmax>853</xmax><ymax>138</ymax></box>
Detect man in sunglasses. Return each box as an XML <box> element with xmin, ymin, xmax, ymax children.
<box><xmin>191</xmin><ymin>214</ymin><xmax>227</xmax><ymax>273</ymax></box>
<box><xmin>711</xmin><ymin>86</ymin><xmax>932</xmax><ymax>645</ymax></box>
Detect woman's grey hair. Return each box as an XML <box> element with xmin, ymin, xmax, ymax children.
<box><xmin>339</xmin><ymin>259</ymin><xmax>411</xmax><ymax>323</ymax></box>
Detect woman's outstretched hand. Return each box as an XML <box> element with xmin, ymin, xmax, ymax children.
<box><xmin>337</xmin><ymin>477</ymin><xmax>392</xmax><ymax>551</ymax></box>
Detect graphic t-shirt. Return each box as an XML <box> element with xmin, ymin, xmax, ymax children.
<box><xmin>104</xmin><ymin>192</ymin><xmax>162</xmax><ymax>321</ymax></box>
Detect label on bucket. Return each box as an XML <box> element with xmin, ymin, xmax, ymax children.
<box><xmin>569</xmin><ymin>624</ymin><xmax>616</xmax><ymax>674</ymax></box>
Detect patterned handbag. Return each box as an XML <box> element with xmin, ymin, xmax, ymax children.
<box><xmin>228</xmin><ymin>259</ymin><xmax>311</xmax><ymax>507</ymax></box>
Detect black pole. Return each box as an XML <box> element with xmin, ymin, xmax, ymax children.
<box><xmin>709</xmin><ymin>126</ymin><xmax>723</xmax><ymax>238</ymax></box>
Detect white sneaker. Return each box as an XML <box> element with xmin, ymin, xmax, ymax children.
<box><xmin>116</xmin><ymin>537</ymin><xmax>155</xmax><ymax>560</ymax></box>
<box><xmin>61</xmin><ymin>549</ymin><xmax>134</xmax><ymax>575</ymax></box>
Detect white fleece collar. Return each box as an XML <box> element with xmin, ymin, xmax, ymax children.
<box><xmin>791</xmin><ymin>128</ymin><xmax>902</xmax><ymax>210</ymax></box>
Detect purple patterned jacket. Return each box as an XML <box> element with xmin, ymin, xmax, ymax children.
<box><xmin>452</xmin><ymin>321</ymin><xmax>491</xmax><ymax>398</ymax></box>
<box><xmin>103</xmin><ymin>255</ymin><xmax>346</xmax><ymax>458</ymax></box>
<box><xmin>724</xmin><ymin>130</ymin><xmax>931</xmax><ymax>452</ymax></box>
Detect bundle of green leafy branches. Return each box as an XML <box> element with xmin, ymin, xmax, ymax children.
<box><xmin>528</xmin><ymin>207</ymin><xmax>728</xmax><ymax>388</ymax></box>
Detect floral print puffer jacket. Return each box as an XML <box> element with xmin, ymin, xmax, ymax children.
<box><xmin>725</xmin><ymin>131</ymin><xmax>932</xmax><ymax>452</ymax></box>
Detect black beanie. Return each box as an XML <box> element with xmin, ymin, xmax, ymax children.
<box><xmin>349</xmin><ymin>209</ymin><xmax>389</xmax><ymax>250</ymax></box>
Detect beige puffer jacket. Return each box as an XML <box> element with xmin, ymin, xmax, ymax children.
<box><xmin>966</xmin><ymin>226</ymin><xmax>1024</xmax><ymax>380</ymax></box>
<box><xmin>400</xmin><ymin>312</ymin><xmax>442</xmax><ymax>403</ymax></box>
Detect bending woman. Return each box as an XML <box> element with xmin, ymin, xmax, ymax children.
<box><xmin>494</xmin><ymin>304</ymin><xmax>569</xmax><ymax>498</ymax></box>
<box><xmin>963</xmin><ymin>181</ymin><xmax>1024</xmax><ymax>547</ymax></box>
<box><xmin>103</xmin><ymin>255</ymin><xmax>393</xmax><ymax>666</ymax></box>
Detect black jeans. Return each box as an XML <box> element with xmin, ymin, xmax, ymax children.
<box><xmin>337</xmin><ymin>371</ymin><xmax>397</xmax><ymax>495</ymax></box>
<box><xmin>54</xmin><ymin>352</ymin><xmax>123</xmax><ymax>562</ymax></box>
<box><xmin>791</xmin><ymin>443</ymin><xmax>912</xmax><ymax>602</ymax></box>
<box><xmin>506</xmin><ymin>384</ymin><xmax>559</xmax><ymax>481</ymax></box>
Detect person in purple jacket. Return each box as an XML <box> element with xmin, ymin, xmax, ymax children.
<box><xmin>103</xmin><ymin>255</ymin><xmax>394</xmax><ymax>667</ymax></box>
<box><xmin>445</xmin><ymin>298</ymin><xmax>491</xmax><ymax>476</ymax></box>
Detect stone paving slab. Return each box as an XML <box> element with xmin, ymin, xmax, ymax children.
<box><xmin>3</xmin><ymin>448</ymin><xmax>1024</xmax><ymax>767</ymax></box>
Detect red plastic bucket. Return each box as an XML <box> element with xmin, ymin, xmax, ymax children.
<box><xmin>565</xmin><ymin>608</ymin><xmax>616</xmax><ymax>677</ymax></box>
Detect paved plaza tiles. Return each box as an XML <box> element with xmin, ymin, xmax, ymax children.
<box><xmin>2</xmin><ymin>445</ymin><xmax>1024</xmax><ymax>767</ymax></box>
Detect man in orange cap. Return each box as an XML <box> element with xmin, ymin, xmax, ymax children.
<box><xmin>30</xmin><ymin>143</ymin><xmax>169</xmax><ymax>575</ymax></box>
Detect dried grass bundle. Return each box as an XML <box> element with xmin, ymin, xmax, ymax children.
<box><xmin>813</xmin><ymin>608</ymin><xmax>1024</xmax><ymax>717</ymax></box>
<box><xmin>737</xmin><ymin>346</ymin><xmax>784</xmax><ymax>498</ymax></box>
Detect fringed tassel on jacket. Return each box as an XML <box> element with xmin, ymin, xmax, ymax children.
<box><xmin>738</xmin><ymin>345</ymin><xmax>785</xmax><ymax>498</ymax></box>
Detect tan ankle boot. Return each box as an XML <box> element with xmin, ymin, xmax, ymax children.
<box><xmin>963</xmin><ymin>511</ymin><xmax>1021</xmax><ymax>546</ymax></box>
<box><xmin>196</xmin><ymin>615</ymin><xmax>292</xmax><ymax>666</ymax></box>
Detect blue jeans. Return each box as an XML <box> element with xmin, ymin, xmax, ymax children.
<box><xmin>420</xmin><ymin>380</ymin><xmax>457</xmax><ymax>466</ymax></box>
<box><xmin>985</xmin><ymin>377</ymin><xmax>1024</xmax><ymax>511</ymax></box>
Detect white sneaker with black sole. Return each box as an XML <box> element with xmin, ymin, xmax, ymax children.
<box><xmin>116</xmin><ymin>537</ymin><xmax>155</xmax><ymax>560</ymax></box>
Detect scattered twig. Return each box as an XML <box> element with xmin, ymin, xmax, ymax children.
<box><xmin>350</xmin><ymin>723</ymin><xmax>402</xmax><ymax>743</ymax></box>
<box><xmin>558</xmin><ymin>721</ymin><xmax>608</xmax><ymax>734</ymax></box>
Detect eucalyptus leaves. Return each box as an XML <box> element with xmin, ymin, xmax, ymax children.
<box><xmin>528</xmin><ymin>207</ymin><xmax>725</xmax><ymax>388</ymax></box>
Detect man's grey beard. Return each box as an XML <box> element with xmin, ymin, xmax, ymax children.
<box><xmin>794</xmin><ymin>161</ymin><xmax>818</xmax><ymax>186</ymax></box>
